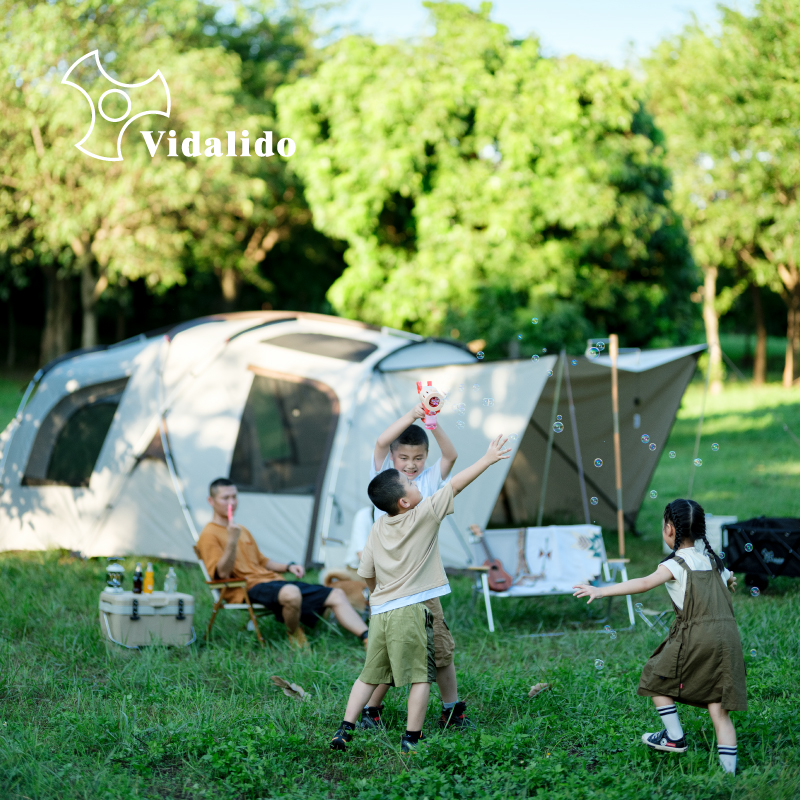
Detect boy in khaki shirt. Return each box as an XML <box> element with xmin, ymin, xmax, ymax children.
<box><xmin>330</xmin><ymin>435</ymin><xmax>510</xmax><ymax>754</ymax></box>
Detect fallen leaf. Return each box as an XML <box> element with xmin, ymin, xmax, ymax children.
<box><xmin>528</xmin><ymin>682</ymin><xmax>551</xmax><ymax>698</ymax></box>
<box><xmin>271</xmin><ymin>675</ymin><xmax>308</xmax><ymax>701</ymax></box>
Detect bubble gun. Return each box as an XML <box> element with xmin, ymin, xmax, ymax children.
<box><xmin>417</xmin><ymin>380</ymin><xmax>444</xmax><ymax>431</ymax></box>
<box><xmin>227</xmin><ymin>503</ymin><xmax>233</xmax><ymax>524</ymax></box>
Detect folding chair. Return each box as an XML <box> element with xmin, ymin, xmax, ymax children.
<box><xmin>193</xmin><ymin>546</ymin><xmax>267</xmax><ymax>646</ymax></box>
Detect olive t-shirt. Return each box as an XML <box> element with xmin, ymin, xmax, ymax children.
<box><xmin>358</xmin><ymin>484</ymin><xmax>454</xmax><ymax>611</ymax></box>
<box><xmin>196</xmin><ymin>522</ymin><xmax>283</xmax><ymax>603</ymax></box>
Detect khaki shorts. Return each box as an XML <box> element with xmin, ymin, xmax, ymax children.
<box><xmin>359</xmin><ymin>603</ymin><xmax>436</xmax><ymax>687</ymax></box>
<box><xmin>423</xmin><ymin>596</ymin><xmax>456</xmax><ymax>668</ymax></box>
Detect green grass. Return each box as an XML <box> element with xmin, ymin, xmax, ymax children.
<box><xmin>1</xmin><ymin>378</ymin><xmax>799</xmax><ymax>799</ymax></box>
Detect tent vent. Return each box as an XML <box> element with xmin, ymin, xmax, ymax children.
<box><xmin>263</xmin><ymin>333</ymin><xmax>377</xmax><ymax>362</ymax></box>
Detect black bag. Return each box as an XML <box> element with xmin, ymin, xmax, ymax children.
<box><xmin>724</xmin><ymin>517</ymin><xmax>800</xmax><ymax>580</ymax></box>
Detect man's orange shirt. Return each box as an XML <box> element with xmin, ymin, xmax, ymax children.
<box><xmin>197</xmin><ymin>522</ymin><xmax>284</xmax><ymax>603</ymax></box>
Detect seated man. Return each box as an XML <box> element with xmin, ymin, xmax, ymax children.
<box><xmin>197</xmin><ymin>478</ymin><xmax>369</xmax><ymax>650</ymax></box>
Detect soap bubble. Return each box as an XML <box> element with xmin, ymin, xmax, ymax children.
<box><xmin>547</xmin><ymin>370</ymin><xmax>553</xmax><ymax>377</ymax></box>
<box><xmin>594</xmin><ymin>659</ymin><xmax>604</xmax><ymax>670</ymax></box>
<box><xmin>649</xmin><ymin>443</ymin><xmax>657</xmax><ymax>451</ymax></box>
<box><xmin>750</xmin><ymin>587</ymin><xmax>760</xmax><ymax>597</ymax></box>
<box><xmin>553</xmin><ymin>421</ymin><xmax>564</xmax><ymax>433</ymax></box>
<box><xmin>693</xmin><ymin>458</ymin><xmax>703</xmax><ymax>467</ymax></box>
<box><xmin>719</xmin><ymin>551</ymin><xmax>725</xmax><ymax>559</ymax></box>
<box><xmin>456</xmin><ymin>403</ymin><xmax>466</xmax><ymax>415</ymax></box>
<box><xmin>571</xmin><ymin>359</ymin><xmax>577</xmax><ymax>366</ymax></box>
<box><xmin>711</xmin><ymin>443</ymin><xmax>719</xmax><ymax>451</ymax></box>
<box><xmin>604</xmin><ymin>625</ymin><xmax>611</xmax><ymax>631</ymax></box>
<box><xmin>532</xmin><ymin>317</ymin><xmax>539</xmax><ymax>324</ymax></box>
<box><xmin>456</xmin><ymin>420</ymin><xmax>465</xmax><ymax>430</ymax></box>
<box><xmin>750</xmin><ymin>648</ymin><xmax>757</xmax><ymax>657</ymax></box>
<box><xmin>557</xmin><ymin>415</ymin><xmax>562</xmax><ymax>421</ymax></box>
<box><xmin>476</xmin><ymin>351</ymin><xmax>484</xmax><ymax>360</ymax></box>
<box><xmin>610</xmin><ymin>632</ymin><xmax>617</xmax><ymax>640</ymax></box>
<box><xmin>483</xmin><ymin>398</ymin><xmax>494</xmax><ymax>407</ymax></box>
<box><xmin>590</xmin><ymin>497</ymin><xmax>598</xmax><ymax>505</ymax></box>
<box><xmin>588</xmin><ymin>347</ymin><xmax>599</xmax><ymax>359</ymax></box>
<box><xmin>634</xmin><ymin>602</ymin><xmax>643</xmax><ymax>612</ymax></box>
<box><xmin>472</xmin><ymin>384</ymin><xmax>480</xmax><ymax>391</ymax></box>
<box><xmin>509</xmin><ymin>433</ymin><xmax>519</xmax><ymax>441</ymax></box>
<box><xmin>518</xmin><ymin>334</ymin><xmax>523</xmax><ymax>340</ymax></box>
<box><xmin>745</xmin><ymin>543</ymin><xmax>753</xmax><ymax>553</ymax></box>
<box><xmin>650</xmin><ymin>490</ymin><xmax>658</xmax><ymax>499</ymax></box>
<box><xmin>542</xmin><ymin>348</ymin><xmax>547</xmax><ymax>353</ymax></box>
<box><xmin>532</xmin><ymin>354</ymin><xmax>539</xmax><ymax>362</ymax></box>
<box><xmin>598</xmin><ymin>342</ymin><xmax>605</xmax><ymax>351</ymax></box>
<box><xmin>641</xmin><ymin>434</ymin><xmax>650</xmax><ymax>444</ymax></box>
<box><xmin>594</xmin><ymin>458</ymin><xmax>603</xmax><ymax>468</ymax></box>
<box><xmin>459</xmin><ymin>384</ymin><xmax>465</xmax><ymax>392</ymax></box>
<box><xmin>669</xmin><ymin>451</ymin><xmax>676</xmax><ymax>459</ymax></box>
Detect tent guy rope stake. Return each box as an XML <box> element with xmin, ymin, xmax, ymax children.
<box><xmin>610</xmin><ymin>334</ymin><xmax>624</xmax><ymax>558</ymax></box>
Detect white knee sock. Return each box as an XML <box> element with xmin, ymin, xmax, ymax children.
<box><xmin>718</xmin><ymin>745</ymin><xmax>737</xmax><ymax>773</ymax></box>
<box><xmin>657</xmin><ymin>704</ymin><xmax>684</xmax><ymax>739</ymax></box>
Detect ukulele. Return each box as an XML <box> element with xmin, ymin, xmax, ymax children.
<box><xmin>470</xmin><ymin>525</ymin><xmax>513</xmax><ymax>592</ymax></box>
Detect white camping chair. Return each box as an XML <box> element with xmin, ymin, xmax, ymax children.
<box><xmin>469</xmin><ymin>525</ymin><xmax>635</xmax><ymax>633</ymax></box>
<box><xmin>194</xmin><ymin>546</ymin><xmax>267</xmax><ymax>646</ymax></box>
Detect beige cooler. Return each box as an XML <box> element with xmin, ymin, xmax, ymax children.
<box><xmin>99</xmin><ymin>591</ymin><xmax>195</xmax><ymax>648</ymax></box>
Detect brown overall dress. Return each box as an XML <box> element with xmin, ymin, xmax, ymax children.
<box><xmin>637</xmin><ymin>555</ymin><xmax>747</xmax><ymax>710</ymax></box>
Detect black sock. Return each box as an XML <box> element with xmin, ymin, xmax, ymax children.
<box><xmin>404</xmin><ymin>729</ymin><xmax>421</xmax><ymax>743</ymax></box>
<box><xmin>341</xmin><ymin>720</ymin><xmax>355</xmax><ymax>732</ymax></box>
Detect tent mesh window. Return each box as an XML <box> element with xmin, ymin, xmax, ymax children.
<box><xmin>230</xmin><ymin>374</ymin><xmax>336</xmax><ymax>494</ymax></box>
<box><xmin>22</xmin><ymin>378</ymin><xmax>128</xmax><ymax>487</ymax></box>
<box><xmin>264</xmin><ymin>333</ymin><xmax>377</xmax><ymax>362</ymax></box>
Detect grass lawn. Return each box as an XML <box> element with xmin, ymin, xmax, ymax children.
<box><xmin>1</xmin><ymin>378</ymin><xmax>799</xmax><ymax>799</ymax></box>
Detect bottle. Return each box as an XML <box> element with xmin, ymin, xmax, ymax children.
<box><xmin>132</xmin><ymin>563</ymin><xmax>143</xmax><ymax>594</ymax></box>
<box><xmin>143</xmin><ymin>562</ymin><xmax>154</xmax><ymax>594</ymax></box>
<box><xmin>163</xmin><ymin>567</ymin><xmax>177</xmax><ymax>594</ymax></box>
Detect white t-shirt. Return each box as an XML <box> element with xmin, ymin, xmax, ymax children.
<box><xmin>662</xmin><ymin>548</ymin><xmax>732</xmax><ymax>610</ymax></box>
<box><xmin>369</xmin><ymin>453</ymin><xmax>449</xmax><ymax>520</ymax></box>
<box><xmin>345</xmin><ymin>506</ymin><xmax>374</xmax><ymax>570</ymax></box>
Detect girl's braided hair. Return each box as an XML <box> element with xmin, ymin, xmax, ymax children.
<box><xmin>661</xmin><ymin>498</ymin><xmax>725</xmax><ymax>572</ymax></box>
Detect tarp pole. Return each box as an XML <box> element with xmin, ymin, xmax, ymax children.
<box><xmin>687</xmin><ymin>350</ymin><xmax>711</xmax><ymax>499</ymax></box>
<box><xmin>563</xmin><ymin>357</ymin><xmax>590</xmax><ymax>525</ymax></box>
<box><xmin>536</xmin><ymin>352</ymin><xmax>565</xmax><ymax>527</ymax></box>
<box><xmin>610</xmin><ymin>334</ymin><xmax>625</xmax><ymax>557</ymax></box>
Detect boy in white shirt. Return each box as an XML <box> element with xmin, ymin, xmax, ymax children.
<box><xmin>330</xmin><ymin>435</ymin><xmax>510</xmax><ymax>753</ymax></box>
<box><xmin>361</xmin><ymin>403</ymin><xmax>469</xmax><ymax>730</ymax></box>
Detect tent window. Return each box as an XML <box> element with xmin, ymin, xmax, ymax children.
<box><xmin>264</xmin><ymin>333</ymin><xmax>377</xmax><ymax>362</ymax></box>
<box><xmin>22</xmin><ymin>378</ymin><xmax>128</xmax><ymax>487</ymax></box>
<box><xmin>230</xmin><ymin>374</ymin><xmax>336</xmax><ymax>494</ymax></box>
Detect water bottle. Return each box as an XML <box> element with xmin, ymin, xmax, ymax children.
<box><xmin>164</xmin><ymin>567</ymin><xmax>177</xmax><ymax>594</ymax></box>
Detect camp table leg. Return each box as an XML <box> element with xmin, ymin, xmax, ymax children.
<box><xmin>243</xmin><ymin>590</ymin><xmax>265</xmax><ymax>647</ymax></box>
<box><xmin>481</xmin><ymin>573</ymin><xmax>496</xmax><ymax>633</ymax></box>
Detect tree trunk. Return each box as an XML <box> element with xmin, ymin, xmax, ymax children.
<box><xmin>116</xmin><ymin>309</ymin><xmax>126</xmax><ymax>343</ymax></box>
<box><xmin>40</xmin><ymin>266</ymin><xmax>72</xmax><ymax>365</ymax></box>
<box><xmin>6</xmin><ymin>301</ymin><xmax>15</xmax><ymax>368</ymax></box>
<box><xmin>751</xmin><ymin>282</ymin><xmax>767</xmax><ymax>385</ymax></box>
<box><xmin>80</xmin><ymin>260</ymin><xmax>99</xmax><ymax>349</ymax></box>
<box><xmin>702</xmin><ymin>266</ymin><xmax>724</xmax><ymax>394</ymax></box>
<box><xmin>785</xmin><ymin>294</ymin><xmax>800</xmax><ymax>388</ymax></box>
<box><xmin>219</xmin><ymin>267</ymin><xmax>240</xmax><ymax>313</ymax></box>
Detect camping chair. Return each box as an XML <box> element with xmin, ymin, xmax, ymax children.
<box><xmin>193</xmin><ymin>546</ymin><xmax>266</xmax><ymax>646</ymax></box>
<box><xmin>469</xmin><ymin>525</ymin><xmax>635</xmax><ymax>633</ymax></box>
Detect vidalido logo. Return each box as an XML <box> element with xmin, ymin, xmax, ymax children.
<box><xmin>62</xmin><ymin>50</ymin><xmax>295</xmax><ymax>162</ymax></box>
<box><xmin>61</xmin><ymin>50</ymin><xmax>171</xmax><ymax>162</ymax></box>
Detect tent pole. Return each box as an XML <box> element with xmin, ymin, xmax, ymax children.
<box><xmin>687</xmin><ymin>350</ymin><xmax>711</xmax><ymax>499</ymax></box>
<box><xmin>563</xmin><ymin>357</ymin><xmax>591</xmax><ymax>525</ymax></box>
<box><xmin>610</xmin><ymin>334</ymin><xmax>625</xmax><ymax>557</ymax></box>
<box><xmin>536</xmin><ymin>352</ymin><xmax>565</xmax><ymax>527</ymax></box>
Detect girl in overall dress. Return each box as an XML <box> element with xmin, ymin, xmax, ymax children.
<box><xmin>573</xmin><ymin>499</ymin><xmax>747</xmax><ymax>774</ymax></box>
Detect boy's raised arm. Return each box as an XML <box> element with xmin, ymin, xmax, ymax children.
<box><xmin>450</xmin><ymin>435</ymin><xmax>511</xmax><ymax>497</ymax></box>
<box><xmin>431</xmin><ymin>423</ymin><xmax>458</xmax><ymax>479</ymax></box>
<box><xmin>373</xmin><ymin>403</ymin><xmax>425</xmax><ymax>471</ymax></box>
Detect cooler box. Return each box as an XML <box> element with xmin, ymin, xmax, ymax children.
<box><xmin>99</xmin><ymin>591</ymin><xmax>195</xmax><ymax>648</ymax></box>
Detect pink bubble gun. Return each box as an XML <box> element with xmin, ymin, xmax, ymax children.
<box><xmin>417</xmin><ymin>380</ymin><xmax>444</xmax><ymax>431</ymax></box>
<box><xmin>227</xmin><ymin>503</ymin><xmax>233</xmax><ymax>523</ymax></box>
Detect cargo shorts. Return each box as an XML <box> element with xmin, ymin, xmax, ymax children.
<box><xmin>422</xmin><ymin>596</ymin><xmax>455</xmax><ymax>668</ymax></box>
<box><xmin>359</xmin><ymin>603</ymin><xmax>436</xmax><ymax>687</ymax></box>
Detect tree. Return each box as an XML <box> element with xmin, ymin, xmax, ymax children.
<box><xmin>647</xmin><ymin>0</ymin><xmax>800</xmax><ymax>389</ymax></box>
<box><xmin>276</xmin><ymin>1</ymin><xmax>698</xmax><ymax>355</ymax></box>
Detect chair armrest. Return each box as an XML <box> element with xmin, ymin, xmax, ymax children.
<box><xmin>465</xmin><ymin>566</ymin><xmax>490</xmax><ymax>571</ymax></box>
<box><xmin>606</xmin><ymin>558</ymin><xmax>630</xmax><ymax>564</ymax></box>
<box><xmin>206</xmin><ymin>579</ymin><xmax>248</xmax><ymax>589</ymax></box>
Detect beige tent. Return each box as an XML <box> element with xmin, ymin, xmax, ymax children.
<box><xmin>0</xmin><ymin>310</ymin><xmax>703</xmax><ymax>568</ymax></box>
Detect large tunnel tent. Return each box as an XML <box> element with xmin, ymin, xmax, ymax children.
<box><xmin>490</xmin><ymin>345</ymin><xmax>705</xmax><ymax>534</ymax></box>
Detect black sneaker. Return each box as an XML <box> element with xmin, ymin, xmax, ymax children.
<box><xmin>642</xmin><ymin>729</ymin><xmax>688</xmax><ymax>753</ymax></box>
<box><xmin>330</xmin><ymin>727</ymin><xmax>353</xmax><ymax>751</ymax></box>
<box><xmin>400</xmin><ymin>732</ymin><xmax>425</xmax><ymax>753</ymax></box>
<box><xmin>359</xmin><ymin>705</ymin><xmax>385</xmax><ymax>730</ymax></box>
<box><xmin>439</xmin><ymin>701</ymin><xmax>475</xmax><ymax>730</ymax></box>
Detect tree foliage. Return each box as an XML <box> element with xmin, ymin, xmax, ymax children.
<box><xmin>277</xmin><ymin>1</ymin><xmax>698</xmax><ymax>354</ymax></box>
